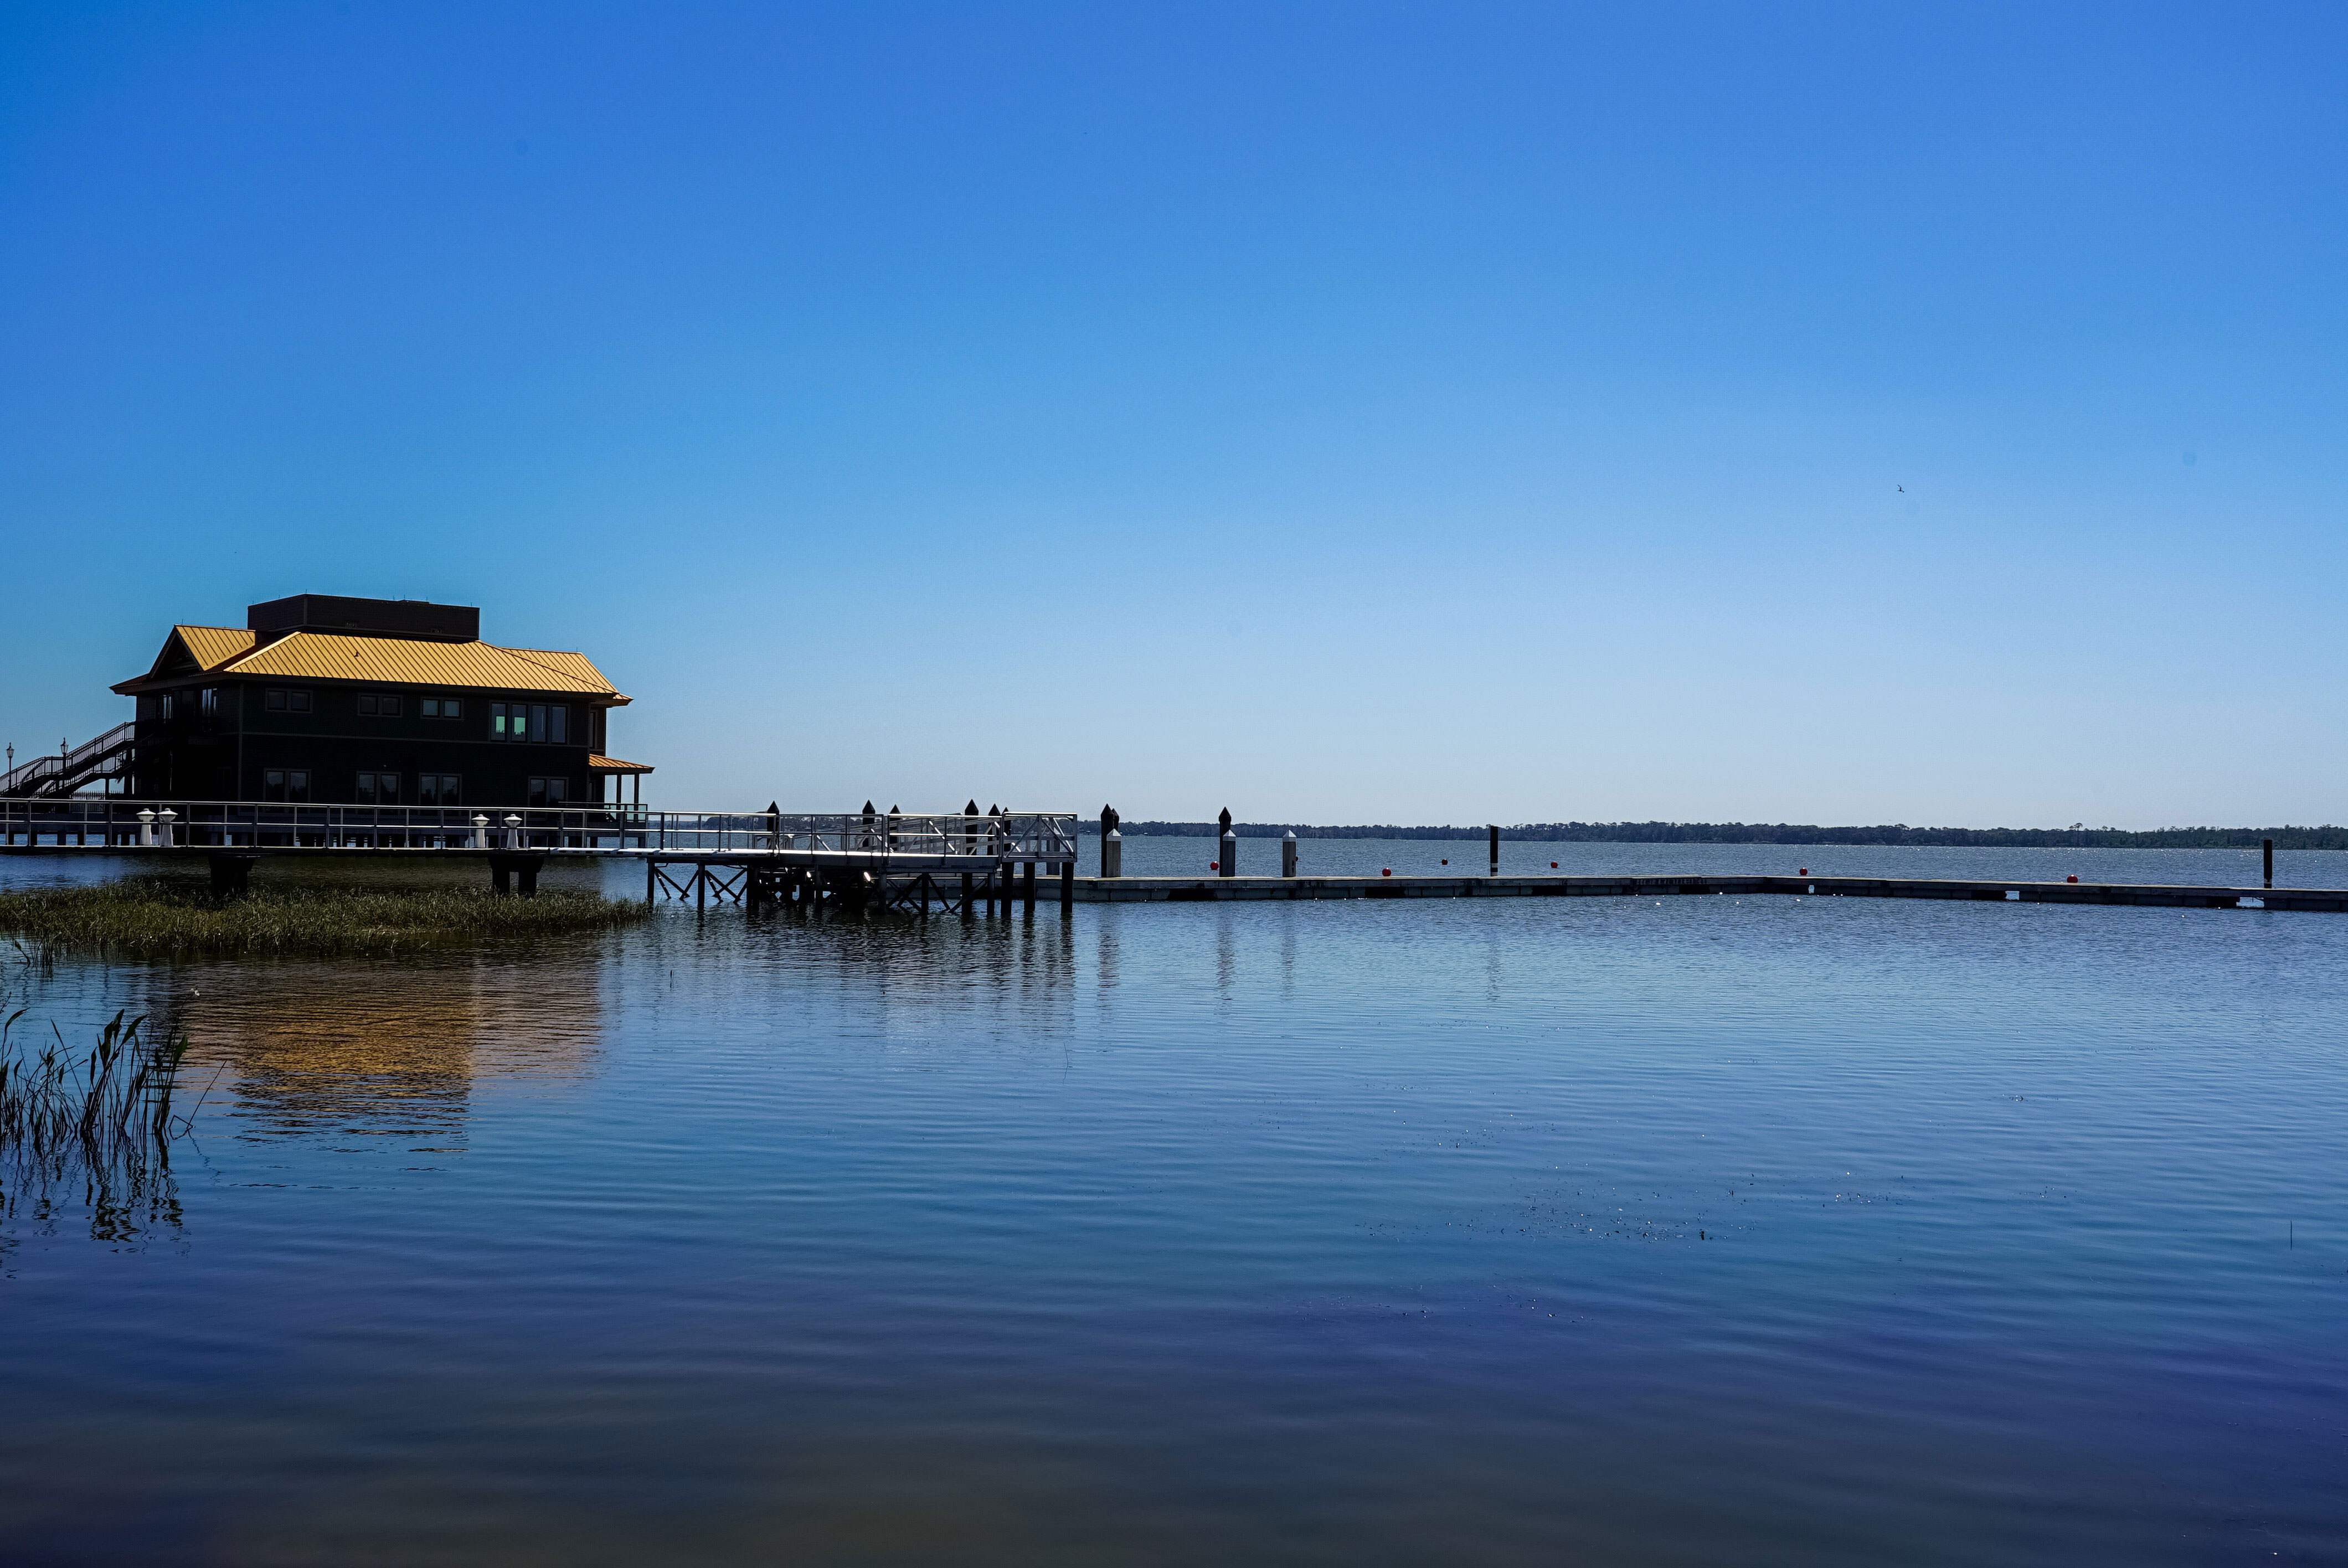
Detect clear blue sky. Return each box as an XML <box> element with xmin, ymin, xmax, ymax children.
<box><xmin>3</xmin><ymin>3</ymin><xmax>2341</xmax><ymax>826</ymax></box>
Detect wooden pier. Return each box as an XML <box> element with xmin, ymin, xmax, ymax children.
<box><xmin>1038</xmin><ymin>872</ymin><xmax>2345</xmax><ymax>913</ymax></box>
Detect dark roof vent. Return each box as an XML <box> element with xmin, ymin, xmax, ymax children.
<box><xmin>247</xmin><ymin>595</ymin><xmax>480</xmax><ymax>643</ymax></box>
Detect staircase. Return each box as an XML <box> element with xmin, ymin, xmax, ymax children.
<box><xmin>1</xmin><ymin>723</ymin><xmax>137</xmax><ymax>798</ymax></box>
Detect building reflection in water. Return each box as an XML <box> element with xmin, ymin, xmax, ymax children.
<box><xmin>177</xmin><ymin>955</ymin><xmax>604</xmax><ymax>1149</ymax></box>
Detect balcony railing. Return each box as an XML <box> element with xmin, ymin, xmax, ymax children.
<box><xmin>0</xmin><ymin>797</ymin><xmax>1079</xmax><ymax>860</ymax></box>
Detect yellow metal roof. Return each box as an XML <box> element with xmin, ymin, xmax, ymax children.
<box><xmin>588</xmin><ymin>754</ymin><xmax>655</xmax><ymax>773</ymax></box>
<box><xmin>175</xmin><ymin>625</ymin><xmax>259</xmax><ymax>669</ymax></box>
<box><xmin>116</xmin><ymin>626</ymin><xmax>630</xmax><ymax>703</ymax></box>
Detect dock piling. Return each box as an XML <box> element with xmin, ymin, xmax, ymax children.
<box><xmin>1221</xmin><ymin>829</ymin><xmax>1237</xmax><ymax>878</ymax></box>
<box><xmin>2265</xmin><ymin>838</ymin><xmax>2274</xmax><ymax>889</ymax></box>
<box><xmin>1488</xmin><ymin>823</ymin><xmax>1499</xmax><ymax>877</ymax></box>
<box><xmin>1283</xmin><ymin>831</ymin><xmax>1297</xmax><ymax>878</ymax></box>
<box><xmin>208</xmin><ymin>853</ymin><xmax>256</xmax><ymax>899</ymax></box>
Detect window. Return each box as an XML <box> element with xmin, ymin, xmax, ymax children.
<box><xmin>356</xmin><ymin>693</ymin><xmax>403</xmax><ymax>717</ymax></box>
<box><xmin>199</xmin><ymin>688</ymin><xmax>218</xmax><ymax>717</ymax></box>
<box><xmin>356</xmin><ymin>772</ymin><xmax>399</xmax><ymax>805</ymax></box>
<box><xmin>262</xmin><ymin>770</ymin><xmax>311</xmax><ymax>804</ymax></box>
<box><xmin>492</xmin><ymin>701</ymin><xmax>571</xmax><ymax>742</ymax></box>
<box><xmin>420</xmin><ymin>698</ymin><xmax>463</xmax><ymax>719</ymax></box>
<box><xmin>264</xmin><ymin>689</ymin><xmax>312</xmax><ymax>714</ymax></box>
<box><xmin>159</xmin><ymin>693</ymin><xmax>176</xmax><ymax>721</ymax></box>
<box><xmin>527</xmin><ymin>776</ymin><xmax>571</xmax><ymax>807</ymax></box>
<box><xmin>418</xmin><ymin>774</ymin><xmax>461</xmax><ymax>807</ymax></box>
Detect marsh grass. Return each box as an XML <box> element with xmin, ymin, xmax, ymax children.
<box><xmin>0</xmin><ymin>881</ymin><xmax>648</xmax><ymax>958</ymax></box>
<box><xmin>1</xmin><ymin>1008</ymin><xmax>188</xmax><ymax>1244</ymax></box>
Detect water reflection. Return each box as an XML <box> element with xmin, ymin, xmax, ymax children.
<box><xmin>177</xmin><ymin>952</ymin><xmax>605</xmax><ymax>1149</ymax></box>
<box><xmin>731</xmin><ymin>903</ymin><xmax>1079</xmax><ymax>1038</ymax></box>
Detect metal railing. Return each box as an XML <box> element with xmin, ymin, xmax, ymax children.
<box><xmin>0</xmin><ymin>797</ymin><xmax>1079</xmax><ymax>860</ymax></box>
<box><xmin>0</xmin><ymin>723</ymin><xmax>136</xmax><ymax>798</ymax></box>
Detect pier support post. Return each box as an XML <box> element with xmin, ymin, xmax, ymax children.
<box><xmin>1283</xmin><ymin>832</ymin><xmax>1297</xmax><ymax>878</ymax></box>
<box><xmin>208</xmin><ymin>853</ymin><xmax>257</xmax><ymax>900</ymax></box>
<box><xmin>1220</xmin><ymin>829</ymin><xmax>1236</xmax><ymax>878</ymax></box>
<box><xmin>961</xmin><ymin>870</ymin><xmax>974</xmax><ymax>918</ymax></box>
<box><xmin>1022</xmin><ymin>860</ymin><xmax>1037</xmax><ymax>912</ymax></box>
<box><xmin>1104</xmin><ymin>830</ymin><xmax>1121</xmax><ymax>878</ymax></box>
<box><xmin>488</xmin><ymin>852</ymin><xmax>544</xmax><ymax>898</ymax></box>
<box><xmin>2265</xmin><ymin>838</ymin><xmax>2274</xmax><ymax>889</ymax></box>
<box><xmin>647</xmin><ymin>859</ymin><xmax>656</xmax><ymax>904</ymax></box>
<box><xmin>1489</xmin><ymin>823</ymin><xmax>1499</xmax><ymax>876</ymax></box>
<box><xmin>1060</xmin><ymin>858</ymin><xmax>1073</xmax><ymax>915</ymax></box>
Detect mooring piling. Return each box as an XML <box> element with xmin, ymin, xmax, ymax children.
<box><xmin>1283</xmin><ymin>831</ymin><xmax>1297</xmax><ymax>878</ymax></box>
<box><xmin>1488</xmin><ymin>823</ymin><xmax>1500</xmax><ymax>876</ymax></box>
<box><xmin>2265</xmin><ymin>837</ymin><xmax>2274</xmax><ymax>889</ymax></box>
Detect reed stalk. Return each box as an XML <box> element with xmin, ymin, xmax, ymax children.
<box><xmin>1</xmin><ymin>1009</ymin><xmax>189</xmax><ymax>1242</ymax></box>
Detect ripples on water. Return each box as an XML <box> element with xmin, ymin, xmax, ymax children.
<box><xmin>0</xmin><ymin>849</ymin><xmax>2342</xmax><ymax>1565</ymax></box>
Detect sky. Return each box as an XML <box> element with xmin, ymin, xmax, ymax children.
<box><xmin>2</xmin><ymin>2</ymin><xmax>2342</xmax><ymax>827</ymax></box>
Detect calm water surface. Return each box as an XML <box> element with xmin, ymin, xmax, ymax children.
<box><xmin>2</xmin><ymin>848</ymin><xmax>2344</xmax><ymax>1565</ymax></box>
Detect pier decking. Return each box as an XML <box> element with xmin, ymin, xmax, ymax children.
<box><xmin>4</xmin><ymin>798</ymin><xmax>2335</xmax><ymax>913</ymax></box>
<box><xmin>1042</xmin><ymin>873</ymin><xmax>2342</xmax><ymax>912</ymax></box>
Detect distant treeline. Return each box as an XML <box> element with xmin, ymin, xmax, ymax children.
<box><xmin>1115</xmin><ymin>821</ymin><xmax>2348</xmax><ymax>850</ymax></box>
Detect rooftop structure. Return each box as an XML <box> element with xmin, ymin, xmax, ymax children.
<box><xmin>1</xmin><ymin>594</ymin><xmax>657</xmax><ymax>807</ymax></box>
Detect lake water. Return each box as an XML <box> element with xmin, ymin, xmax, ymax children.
<box><xmin>3</xmin><ymin>843</ymin><xmax>2344</xmax><ymax>1565</ymax></box>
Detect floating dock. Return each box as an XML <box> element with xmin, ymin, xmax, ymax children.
<box><xmin>1042</xmin><ymin>873</ymin><xmax>2341</xmax><ymax>912</ymax></box>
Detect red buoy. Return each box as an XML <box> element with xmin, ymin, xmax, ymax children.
<box><xmin>1208</xmin><ymin>860</ymin><xmax>1218</xmax><ymax>871</ymax></box>
<box><xmin>1799</xmin><ymin>868</ymin><xmax>1808</xmax><ymax>876</ymax></box>
<box><xmin>2067</xmin><ymin>874</ymin><xmax>2078</xmax><ymax>883</ymax></box>
<box><xmin>1550</xmin><ymin>861</ymin><xmax>1558</xmax><ymax>869</ymax></box>
<box><xmin>1382</xmin><ymin>868</ymin><xmax>1392</xmax><ymax>876</ymax></box>
<box><xmin>1440</xmin><ymin>858</ymin><xmax>1448</xmax><ymax>865</ymax></box>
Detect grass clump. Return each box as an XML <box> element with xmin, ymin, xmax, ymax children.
<box><xmin>0</xmin><ymin>881</ymin><xmax>648</xmax><ymax>958</ymax></box>
<box><xmin>2</xmin><ymin>1009</ymin><xmax>189</xmax><ymax>1242</ymax></box>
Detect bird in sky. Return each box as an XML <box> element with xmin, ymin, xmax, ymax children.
<box><xmin>1897</xmin><ymin>485</ymin><xmax>1905</xmax><ymax>492</ymax></box>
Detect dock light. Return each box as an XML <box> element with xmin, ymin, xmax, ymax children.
<box><xmin>503</xmin><ymin>816</ymin><xmax>521</xmax><ymax>827</ymax></box>
<box><xmin>472</xmin><ymin>816</ymin><xmax>488</xmax><ymax>827</ymax></box>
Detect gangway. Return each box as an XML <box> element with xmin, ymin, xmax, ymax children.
<box><xmin>1</xmin><ymin>724</ymin><xmax>136</xmax><ymax>798</ymax></box>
